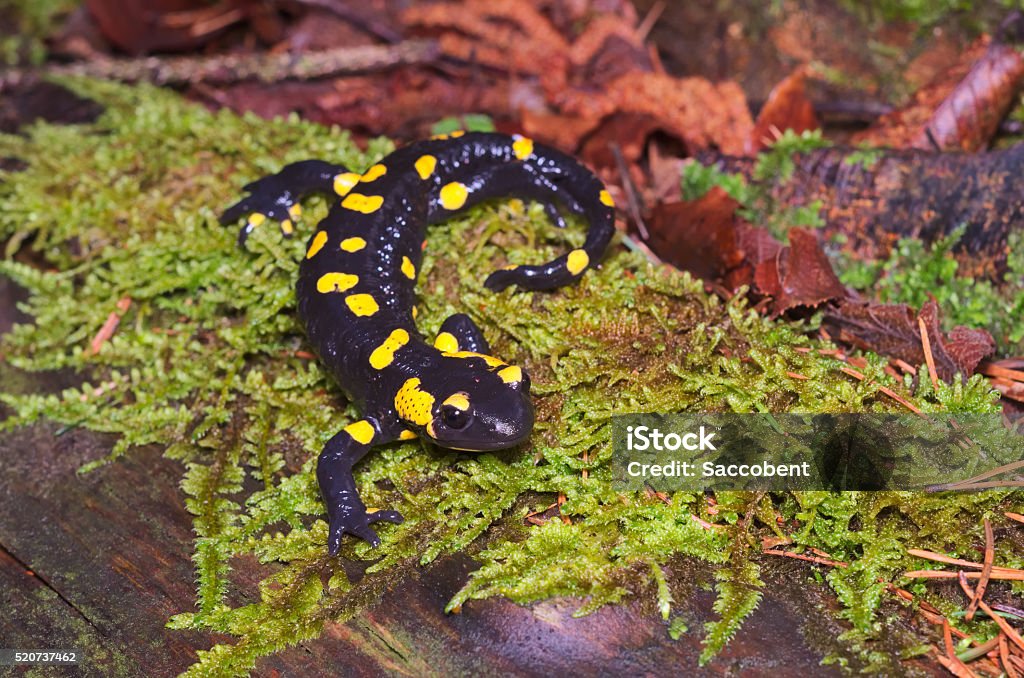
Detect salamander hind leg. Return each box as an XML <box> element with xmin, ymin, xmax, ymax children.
<box><xmin>317</xmin><ymin>419</ymin><xmax>404</xmax><ymax>555</ymax></box>
<box><xmin>221</xmin><ymin>159</ymin><xmax>352</xmax><ymax>245</ymax></box>
<box><xmin>434</xmin><ymin>313</ymin><xmax>490</xmax><ymax>354</ymax></box>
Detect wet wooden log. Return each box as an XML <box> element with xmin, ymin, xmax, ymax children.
<box><xmin>703</xmin><ymin>143</ymin><xmax>1024</xmax><ymax>280</ymax></box>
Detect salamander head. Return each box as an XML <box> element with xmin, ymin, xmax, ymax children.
<box><xmin>394</xmin><ymin>354</ymin><xmax>534</xmax><ymax>451</ymax></box>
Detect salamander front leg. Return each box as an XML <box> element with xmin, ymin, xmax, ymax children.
<box><xmin>317</xmin><ymin>419</ymin><xmax>403</xmax><ymax>555</ymax></box>
<box><xmin>220</xmin><ymin>159</ymin><xmax>353</xmax><ymax>245</ymax></box>
<box><xmin>434</xmin><ymin>313</ymin><xmax>490</xmax><ymax>354</ymax></box>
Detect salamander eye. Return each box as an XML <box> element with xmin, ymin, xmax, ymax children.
<box><xmin>441</xmin><ymin>404</ymin><xmax>471</xmax><ymax>430</ymax></box>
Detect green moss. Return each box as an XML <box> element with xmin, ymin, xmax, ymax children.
<box><xmin>681</xmin><ymin>130</ymin><xmax>828</xmax><ymax>240</ymax></box>
<box><xmin>0</xmin><ymin>79</ymin><xmax>1015</xmax><ymax>675</ymax></box>
<box><xmin>839</xmin><ymin>0</ymin><xmax>1018</xmax><ymax>31</ymax></box>
<box><xmin>836</xmin><ymin>226</ymin><xmax>1024</xmax><ymax>354</ymax></box>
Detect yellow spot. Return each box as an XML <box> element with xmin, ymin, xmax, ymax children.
<box><xmin>439</xmin><ymin>182</ymin><xmax>468</xmax><ymax>210</ymax></box>
<box><xmin>316</xmin><ymin>272</ymin><xmax>359</xmax><ymax>294</ymax></box>
<box><xmin>567</xmin><ymin>249</ymin><xmax>589</xmax><ymax>275</ymax></box>
<box><xmin>502</xmin><ymin>264</ymin><xmax>518</xmax><ymax>270</ymax></box>
<box><xmin>434</xmin><ymin>331</ymin><xmax>459</xmax><ymax>353</ymax></box>
<box><xmin>512</xmin><ymin>135</ymin><xmax>534</xmax><ymax>160</ymax></box>
<box><xmin>306</xmin><ymin>231</ymin><xmax>328</xmax><ymax>259</ymax></box>
<box><xmin>341</xmin><ymin>193</ymin><xmax>385</xmax><ymax>214</ymax></box>
<box><xmin>333</xmin><ymin>172</ymin><xmax>361</xmax><ymax>196</ymax></box>
<box><xmin>361</xmin><ymin>163</ymin><xmax>387</xmax><ymax>183</ymax></box>
<box><xmin>398</xmin><ymin>429</ymin><xmax>417</xmax><ymax>441</ymax></box>
<box><xmin>280</xmin><ymin>219</ymin><xmax>294</xmax><ymax>235</ymax></box>
<box><xmin>599</xmin><ymin>189</ymin><xmax>615</xmax><ymax>207</ymax></box>
<box><xmin>340</xmin><ymin>237</ymin><xmax>366</xmax><ymax>252</ymax></box>
<box><xmin>395</xmin><ymin>378</ymin><xmax>435</xmax><ymax>426</ymax></box>
<box><xmin>412</xmin><ymin>306</ymin><xmax>419</xmax><ymax>319</ymax></box>
<box><xmin>498</xmin><ymin>365</ymin><xmax>523</xmax><ymax>384</ymax></box>
<box><xmin>415</xmin><ymin>154</ymin><xmax>437</xmax><ymax>180</ymax></box>
<box><xmin>346</xmin><ymin>293</ymin><xmax>379</xmax><ymax>316</ymax></box>
<box><xmin>248</xmin><ymin>212</ymin><xmax>266</xmax><ymax>227</ymax></box>
<box><xmin>401</xmin><ymin>256</ymin><xmax>416</xmax><ymax>280</ymax></box>
<box><xmin>430</xmin><ymin>133</ymin><xmax>449</xmax><ymax>140</ymax></box>
<box><xmin>288</xmin><ymin>203</ymin><xmax>303</xmax><ymax>219</ymax></box>
<box><xmin>450</xmin><ymin>130</ymin><xmax>465</xmax><ymax>138</ymax></box>
<box><xmin>443</xmin><ymin>392</ymin><xmax>470</xmax><ymax>411</ymax></box>
<box><xmin>369</xmin><ymin>328</ymin><xmax>410</xmax><ymax>370</ymax></box>
<box><xmin>345</xmin><ymin>420</ymin><xmax>375</xmax><ymax>445</ymax></box>
<box><xmin>443</xmin><ymin>350</ymin><xmax>504</xmax><ymax>368</ymax></box>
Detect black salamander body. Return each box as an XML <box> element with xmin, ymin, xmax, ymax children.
<box><xmin>221</xmin><ymin>132</ymin><xmax>615</xmax><ymax>554</ymax></box>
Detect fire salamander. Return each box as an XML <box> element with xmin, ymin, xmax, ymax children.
<box><xmin>221</xmin><ymin>131</ymin><xmax>615</xmax><ymax>554</ymax></box>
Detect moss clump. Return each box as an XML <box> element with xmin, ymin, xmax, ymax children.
<box><xmin>0</xmin><ymin>79</ymin><xmax>1015</xmax><ymax>675</ymax></box>
<box><xmin>682</xmin><ymin>130</ymin><xmax>829</xmax><ymax>240</ymax></box>
<box><xmin>839</xmin><ymin>0</ymin><xmax>1018</xmax><ymax>32</ymax></box>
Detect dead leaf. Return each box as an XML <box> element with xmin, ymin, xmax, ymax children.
<box><xmin>648</xmin><ymin>192</ymin><xmax>845</xmax><ymax>314</ymax></box>
<box><xmin>753</xmin><ymin>228</ymin><xmax>847</xmax><ymax>314</ymax></box>
<box><xmin>646</xmin><ymin>187</ymin><xmax>749</xmax><ymax>282</ymax></box>
<box><xmin>746</xmin><ymin>66</ymin><xmax>819</xmax><ymax>154</ymax></box>
<box><xmin>854</xmin><ymin>20</ymin><xmax>1024</xmax><ymax>151</ymax></box>
<box><xmin>824</xmin><ymin>299</ymin><xmax>995</xmax><ymax>381</ymax></box>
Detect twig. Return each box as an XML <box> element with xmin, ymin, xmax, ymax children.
<box><xmin>909</xmin><ymin>548</ymin><xmax>1020</xmax><ymax>574</ymax></box>
<box><xmin>1</xmin><ymin>41</ymin><xmax>439</xmax><ymax>88</ymax></box>
<box><xmin>965</xmin><ymin>520</ymin><xmax>995</xmax><ymax>621</ymax></box>
<box><xmin>87</xmin><ymin>297</ymin><xmax>131</xmax><ymax>356</ymax></box>
<box><xmin>839</xmin><ymin>366</ymin><xmax>923</xmax><ymax>414</ymax></box>
<box><xmin>763</xmin><ymin>548</ymin><xmax>847</xmax><ymax>568</ymax></box>
<box><xmin>609</xmin><ymin>142</ymin><xmax>649</xmax><ymax>240</ymax></box>
<box><xmin>933</xmin><ymin>480</ymin><xmax>1024</xmax><ymax>491</ymax></box>
<box><xmin>943</xmin><ymin>617</ymin><xmax>979</xmax><ymax>677</ymax></box>
<box><xmin>936</xmin><ymin>652</ymin><xmax>979</xmax><ymax>678</ymax></box>
<box><xmin>1006</xmin><ymin>512</ymin><xmax>1024</xmax><ymax>524</ymax></box>
<box><xmin>905</xmin><ymin>570</ymin><xmax>1024</xmax><ymax>581</ymax></box>
<box><xmin>918</xmin><ymin>315</ymin><xmax>940</xmax><ymax>391</ymax></box>
<box><xmin>525</xmin><ymin>502</ymin><xmax>558</xmax><ymax>519</ymax></box>
<box><xmin>1003</xmin><ymin>634</ymin><xmax>1020</xmax><ymax>678</ymax></box>
<box><xmin>893</xmin><ymin>358</ymin><xmax>917</xmax><ymax>374</ymax></box>
<box><xmin>977</xmin><ymin>361</ymin><xmax>1024</xmax><ymax>382</ymax></box>
<box><xmin>636</xmin><ymin>0</ymin><xmax>666</xmax><ymax>42</ymax></box>
<box><xmin>959</xmin><ymin>572</ymin><xmax>1024</xmax><ymax>654</ymax></box>
<box><xmin>928</xmin><ymin>460</ymin><xmax>1024</xmax><ymax>492</ymax></box>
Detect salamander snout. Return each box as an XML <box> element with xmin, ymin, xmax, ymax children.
<box><xmin>428</xmin><ymin>366</ymin><xmax>534</xmax><ymax>452</ymax></box>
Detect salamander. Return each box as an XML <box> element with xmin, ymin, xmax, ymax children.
<box><xmin>221</xmin><ymin>131</ymin><xmax>615</xmax><ymax>555</ymax></box>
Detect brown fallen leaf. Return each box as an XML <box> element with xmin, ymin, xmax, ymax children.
<box><xmin>84</xmin><ymin>0</ymin><xmax>234</xmax><ymax>54</ymax></box>
<box><xmin>753</xmin><ymin>228</ymin><xmax>847</xmax><ymax>315</ymax></box>
<box><xmin>824</xmin><ymin>298</ymin><xmax>995</xmax><ymax>382</ymax></box>
<box><xmin>746</xmin><ymin>66</ymin><xmax>819</xmax><ymax>154</ymax></box>
<box><xmin>854</xmin><ymin>15</ymin><xmax>1024</xmax><ymax>152</ymax></box>
<box><xmin>647</xmin><ymin>189</ymin><xmax>846</xmax><ymax>315</ymax></box>
<box><xmin>556</xmin><ymin>71</ymin><xmax>753</xmax><ymax>155</ymax></box>
<box><xmin>578</xmin><ymin>113</ymin><xmax>664</xmax><ymax>174</ymax></box>
<box><xmin>646</xmin><ymin>187</ymin><xmax>751</xmax><ymax>283</ymax></box>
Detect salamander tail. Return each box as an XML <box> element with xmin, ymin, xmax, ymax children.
<box><xmin>484</xmin><ymin>185</ymin><xmax>616</xmax><ymax>292</ymax></box>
